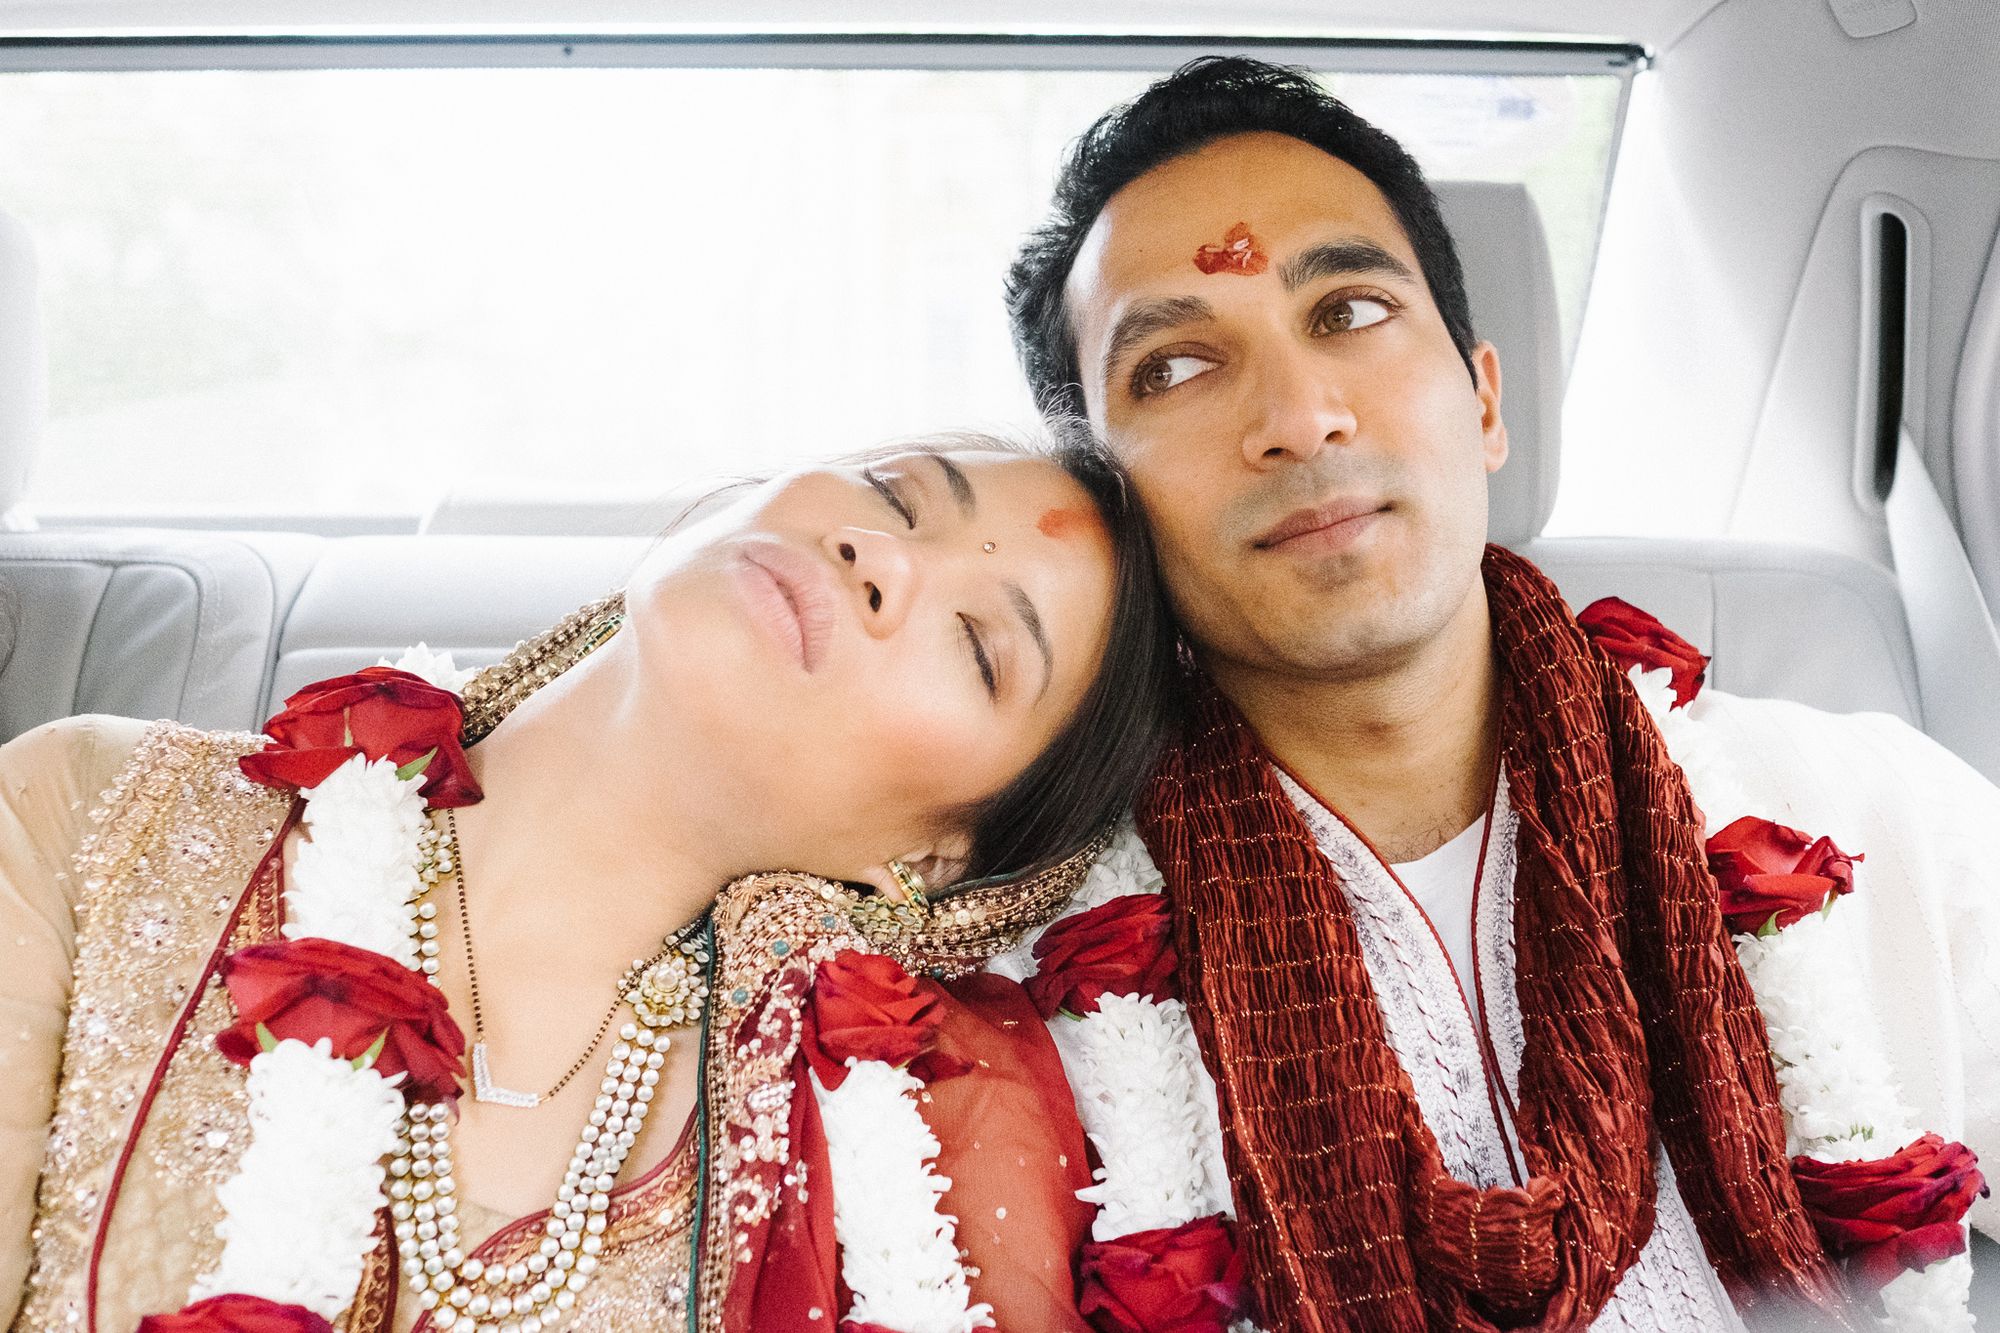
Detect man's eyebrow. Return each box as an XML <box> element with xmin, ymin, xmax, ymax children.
<box><xmin>927</xmin><ymin>452</ymin><xmax>975</xmax><ymax>518</ymax></box>
<box><xmin>1100</xmin><ymin>294</ymin><xmax>1218</xmax><ymax>380</ymax></box>
<box><xmin>1279</xmin><ymin>239</ymin><xmax>1418</xmax><ymax>292</ymax></box>
<box><xmin>1006</xmin><ymin>580</ymin><xmax>1054</xmax><ymax>701</ymax></box>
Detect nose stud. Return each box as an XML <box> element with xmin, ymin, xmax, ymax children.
<box><xmin>982</xmin><ymin>542</ymin><xmax>997</xmax><ymax>554</ymax></box>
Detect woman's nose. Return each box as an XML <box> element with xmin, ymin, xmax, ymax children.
<box><xmin>825</xmin><ymin>526</ymin><xmax>919</xmax><ymax>637</ymax></box>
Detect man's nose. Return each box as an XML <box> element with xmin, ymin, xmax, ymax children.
<box><xmin>825</xmin><ymin>527</ymin><xmax>919</xmax><ymax>637</ymax></box>
<box><xmin>1238</xmin><ymin>345</ymin><xmax>1358</xmax><ymax>470</ymax></box>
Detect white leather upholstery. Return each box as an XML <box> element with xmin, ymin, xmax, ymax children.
<box><xmin>0</xmin><ymin>530</ymin><xmax>319</xmax><ymax>742</ymax></box>
<box><xmin>1521</xmin><ymin>537</ymin><xmax>1922</xmax><ymax>723</ymax></box>
<box><xmin>1434</xmin><ymin>181</ymin><xmax>1563</xmax><ymax>549</ymax></box>
<box><xmin>266</xmin><ymin>537</ymin><xmax>647</xmax><ymax>708</ymax></box>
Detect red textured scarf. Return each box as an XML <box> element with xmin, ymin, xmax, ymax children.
<box><xmin>1137</xmin><ymin>546</ymin><xmax>1843</xmax><ymax>1331</ymax></box>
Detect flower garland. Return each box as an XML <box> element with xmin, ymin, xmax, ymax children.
<box><xmin>991</xmin><ymin>832</ymin><xmax>1253</xmax><ymax>1333</ymax></box>
<box><xmin>804</xmin><ymin>951</ymin><xmax>994</xmax><ymax>1333</ymax></box>
<box><xmin>140</xmin><ymin>648</ymin><xmax>486</xmax><ymax>1333</ymax></box>
<box><xmin>1580</xmin><ymin>597</ymin><xmax>1989</xmax><ymax>1332</ymax></box>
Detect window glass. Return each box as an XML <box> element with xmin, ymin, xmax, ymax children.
<box><xmin>0</xmin><ymin>62</ymin><xmax>1622</xmax><ymax>521</ymax></box>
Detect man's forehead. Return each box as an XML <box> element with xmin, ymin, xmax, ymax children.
<box><xmin>1068</xmin><ymin>132</ymin><xmax>1413</xmax><ymax>315</ymax></box>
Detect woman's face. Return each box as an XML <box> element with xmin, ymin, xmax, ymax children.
<box><xmin>623</xmin><ymin>448</ymin><xmax>1116</xmax><ymax>886</ymax></box>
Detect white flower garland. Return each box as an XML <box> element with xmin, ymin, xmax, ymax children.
<box><xmin>192</xmin><ymin>1037</ymin><xmax>406</xmax><ymax>1317</ymax></box>
<box><xmin>191</xmin><ymin>647</ymin><xmax>458</xmax><ymax>1321</ymax></box>
<box><xmin>1628</xmin><ymin>663</ymin><xmax>1978</xmax><ymax>1332</ymax></box>
<box><xmin>993</xmin><ymin>822</ymin><xmax>1234</xmax><ymax>1243</ymax></box>
<box><xmin>813</xmin><ymin>1060</ymin><xmax>995</xmax><ymax>1333</ymax></box>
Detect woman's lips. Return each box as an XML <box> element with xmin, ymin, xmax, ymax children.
<box><xmin>735</xmin><ymin>545</ymin><xmax>836</xmax><ymax>672</ymax></box>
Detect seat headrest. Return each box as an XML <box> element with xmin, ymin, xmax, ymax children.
<box><xmin>0</xmin><ymin>210</ymin><xmax>43</xmax><ymax>521</ymax></box>
<box><xmin>1431</xmin><ymin>181</ymin><xmax>1563</xmax><ymax>547</ymax></box>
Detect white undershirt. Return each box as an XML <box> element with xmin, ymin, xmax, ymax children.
<box><xmin>1390</xmin><ymin>817</ymin><xmax>1489</xmax><ymax>1038</ymax></box>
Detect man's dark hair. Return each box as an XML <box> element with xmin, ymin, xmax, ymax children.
<box><xmin>1006</xmin><ymin>55</ymin><xmax>1478</xmax><ymax>418</ymax></box>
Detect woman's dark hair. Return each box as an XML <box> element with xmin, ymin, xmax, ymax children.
<box><xmin>945</xmin><ymin>421</ymin><xmax>1179</xmax><ymax>885</ymax></box>
<box><xmin>1005</xmin><ymin>55</ymin><xmax>1477</xmax><ymax>419</ymax></box>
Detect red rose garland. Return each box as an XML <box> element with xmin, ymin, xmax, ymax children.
<box><xmin>1792</xmin><ymin>1134</ymin><xmax>1990</xmax><ymax>1289</ymax></box>
<box><xmin>1079</xmin><ymin>1215</ymin><xmax>1251</xmax><ymax>1333</ymax></box>
<box><xmin>239</xmin><ymin>666</ymin><xmax>482</xmax><ymax>806</ymax></box>
<box><xmin>1026</xmin><ymin>893</ymin><xmax>1179</xmax><ymax>1020</ymax></box>
<box><xmin>136</xmin><ymin>1294</ymin><xmax>336</xmax><ymax>1333</ymax></box>
<box><xmin>1706</xmin><ymin>816</ymin><xmax>1862</xmax><ymax>935</ymax></box>
<box><xmin>143</xmin><ymin>662</ymin><xmax>485</xmax><ymax>1329</ymax></box>
<box><xmin>1585</xmin><ymin>600</ymin><xmax>1987</xmax><ymax>1321</ymax></box>
<box><xmin>1577</xmin><ymin>595</ymin><xmax>1710</xmax><ymax>709</ymax></box>
<box><xmin>216</xmin><ymin>937</ymin><xmax>467</xmax><ymax>1105</ymax></box>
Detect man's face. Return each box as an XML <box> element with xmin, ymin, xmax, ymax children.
<box><xmin>1065</xmin><ymin>131</ymin><xmax>1508</xmax><ymax>682</ymax></box>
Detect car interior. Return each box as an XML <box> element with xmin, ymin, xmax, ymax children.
<box><xmin>1</xmin><ymin>0</ymin><xmax>1998</xmax><ymax>1306</ymax></box>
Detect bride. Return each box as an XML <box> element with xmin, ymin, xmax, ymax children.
<box><xmin>0</xmin><ymin>431</ymin><xmax>1181</xmax><ymax>1333</ymax></box>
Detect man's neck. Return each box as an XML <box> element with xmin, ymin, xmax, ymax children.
<box><xmin>1209</xmin><ymin>584</ymin><xmax>1500</xmax><ymax>864</ymax></box>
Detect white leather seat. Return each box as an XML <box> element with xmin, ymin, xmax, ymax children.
<box><xmin>1443</xmin><ymin>182</ymin><xmax>1926</xmax><ymax>728</ymax></box>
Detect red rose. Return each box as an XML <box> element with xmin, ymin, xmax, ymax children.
<box><xmin>138</xmin><ymin>1294</ymin><xmax>334</xmax><ymax>1333</ymax></box>
<box><xmin>804</xmin><ymin>950</ymin><xmax>966</xmax><ymax>1091</ymax></box>
<box><xmin>216</xmin><ymin>937</ymin><xmax>467</xmax><ymax>1105</ymax></box>
<box><xmin>1026</xmin><ymin>893</ymin><xmax>1179</xmax><ymax>1019</ymax></box>
<box><xmin>1706</xmin><ymin>816</ymin><xmax>1862</xmax><ymax>935</ymax></box>
<box><xmin>238</xmin><ymin>666</ymin><xmax>481</xmax><ymax>807</ymax></box>
<box><xmin>1792</xmin><ymin>1134</ymin><xmax>1989</xmax><ymax>1288</ymax></box>
<box><xmin>1080</xmin><ymin>1214</ymin><xmax>1250</xmax><ymax>1333</ymax></box>
<box><xmin>1576</xmin><ymin>597</ymin><xmax>1710</xmax><ymax>709</ymax></box>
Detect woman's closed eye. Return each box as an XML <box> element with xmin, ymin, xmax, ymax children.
<box><xmin>959</xmin><ymin>614</ymin><xmax>998</xmax><ymax>700</ymax></box>
<box><xmin>862</xmin><ymin>466</ymin><xmax>916</xmax><ymax>528</ymax></box>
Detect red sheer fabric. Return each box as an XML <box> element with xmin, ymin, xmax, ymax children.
<box><xmin>742</xmin><ymin>972</ymin><xmax>1094</xmax><ymax>1332</ymax></box>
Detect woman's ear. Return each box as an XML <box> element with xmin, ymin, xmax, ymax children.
<box><xmin>854</xmin><ymin>834</ymin><xmax>974</xmax><ymax>903</ymax></box>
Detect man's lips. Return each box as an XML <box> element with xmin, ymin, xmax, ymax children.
<box><xmin>1252</xmin><ymin>497</ymin><xmax>1391</xmax><ymax>550</ymax></box>
<box><xmin>739</xmin><ymin>544</ymin><xmax>836</xmax><ymax>672</ymax></box>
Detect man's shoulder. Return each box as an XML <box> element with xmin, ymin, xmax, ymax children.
<box><xmin>1687</xmin><ymin>689</ymin><xmax>2000</xmax><ymax>826</ymax></box>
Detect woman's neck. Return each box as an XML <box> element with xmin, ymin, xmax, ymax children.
<box><xmin>451</xmin><ymin>635</ymin><xmax>736</xmax><ymax>980</ymax></box>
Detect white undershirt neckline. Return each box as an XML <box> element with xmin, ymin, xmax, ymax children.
<box><xmin>1390</xmin><ymin>817</ymin><xmax>1488</xmax><ymax>1041</ymax></box>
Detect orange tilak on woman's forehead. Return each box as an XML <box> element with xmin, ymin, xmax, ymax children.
<box><xmin>1037</xmin><ymin>506</ymin><xmax>1093</xmax><ymax>540</ymax></box>
<box><xmin>1193</xmin><ymin>221</ymin><xmax>1268</xmax><ymax>276</ymax></box>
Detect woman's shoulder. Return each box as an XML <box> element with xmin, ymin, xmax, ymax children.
<box><xmin>1</xmin><ymin>714</ymin><xmax>268</xmax><ymax>850</ymax></box>
<box><xmin>1</xmin><ymin>714</ymin><xmax>153</xmax><ymax>821</ymax></box>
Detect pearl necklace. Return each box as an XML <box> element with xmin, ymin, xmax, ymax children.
<box><xmin>391</xmin><ymin>815</ymin><xmax>710</xmax><ymax>1331</ymax></box>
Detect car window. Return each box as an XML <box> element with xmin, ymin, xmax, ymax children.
<box><xmin>0</xmin><ymin>54</ymin><xmax>1627</xmax><ymax>524</ymax></box>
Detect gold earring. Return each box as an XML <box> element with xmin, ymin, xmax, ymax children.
<box><xmin>886</xmin><ymin>859</ymin><xmax>929</xmax><ymax>906</ymax></box>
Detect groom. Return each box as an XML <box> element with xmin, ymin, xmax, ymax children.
<box><xmin>1006</xmin><ymin>57</ymin><xmax>2000</xmax><ymax>1330</ymax></box>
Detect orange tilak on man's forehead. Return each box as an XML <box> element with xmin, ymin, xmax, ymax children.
<box><xmin>1193</xmin><ymin>221</ymin><xmax>1269</xmax><ymax>276</ymax></box>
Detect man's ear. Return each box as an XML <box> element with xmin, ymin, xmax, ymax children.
<box><xmin>853</xmin><ymin>833</ymin><xmax>975</xmax><ymax>903</ymax></box>
<box><xmin>1472</xmin><ymin>340</ymin><xmax>1509</xmax><ymax>475</ymax></box>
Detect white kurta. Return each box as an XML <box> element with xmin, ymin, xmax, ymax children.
<box><xmin>1277</xmin><ymin>768</ymin><xmax>1744</xmax><ymax>1333</ymax></box>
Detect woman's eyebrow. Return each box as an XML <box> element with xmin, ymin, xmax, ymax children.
<box><xmin>926</xmin><ymin>453</ymin><xmax>976</xmax><ymax>517</ymax></box>
<box><xmin>1007</xmin><ymin>580</ymin><xmax>1054</xmax><ymax>701</ymax></box>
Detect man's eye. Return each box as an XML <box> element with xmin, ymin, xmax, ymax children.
<box><xmin>862</xmin><ymin>467</ymin><xmax>915</xmax><ymax>528</ymax></box>
<box><xmin>1315</xmin><ymin>296</ymin><xmax>1395</xmax><ymax>335</ymax></box>
<box><xmin>1133</xmin><ymin>353</ymin><xmax>1216</xmax><ymax>398</ymax></box>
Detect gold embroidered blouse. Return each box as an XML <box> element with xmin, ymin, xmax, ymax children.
<box><xmin>1</xmin><ymin>716</ymin><xmax>699</xmax><ymax>1333</ymax></box>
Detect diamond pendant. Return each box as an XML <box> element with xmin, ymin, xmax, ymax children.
<box><xmin>470</xmin><ymin>1041</ymin><xmax>541</xmax><ymax>1109</ymax></box>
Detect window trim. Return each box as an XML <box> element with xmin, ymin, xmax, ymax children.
<box><xmin>0</xmin><ymin>31</ymin><xmax>1650</xmax><ymax>77</ymax></box>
